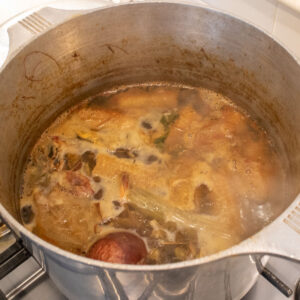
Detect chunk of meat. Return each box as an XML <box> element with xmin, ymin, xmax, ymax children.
<box><xmin>65</xmin><ymin>171</ymin><xmax>94</xmax><ymax>197</ymax></box>
<box><xmin>33</xmin><ymin>186</ymin><xmax>100</xmax><ymax>254</ymax></box>
<box><xmin>87</xmin><ymin>232</ymin><xmax>147</xmax><ymax>264</ymax></box>
<box><xmin>94</xmin><ymin>153</ymin><xmax>168</xmax><ymax>193</ymax></box>
<box><xmin>164</xmin><ymin>106</ymin><xmax>204</xmax><ymax>154</ymax></box>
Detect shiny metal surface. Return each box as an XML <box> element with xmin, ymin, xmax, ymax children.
<box><xmin>5</xmin><ymin>267</ymin><xmax>46</xmax><ymax>300</ymax></box>
<box><xmin>0</xmin><ymin>222</ymin><xmax>10</xmax><ymax>239</ymax></box>
<box><xmin>0</xmin><ymin>1</ymin><xmax>299</xmax><ymax>299</ymax></box>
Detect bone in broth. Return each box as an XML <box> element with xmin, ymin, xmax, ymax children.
<box><xmin>20</xmin><ymin>85</ymin><xmax>285</xmax><ymax>264</ymax></box>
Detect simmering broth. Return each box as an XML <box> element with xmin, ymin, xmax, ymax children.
<box><xmin>20</xmin><ymin>84</ymin><xmax>285</xmax><ymax>264</ymax></box>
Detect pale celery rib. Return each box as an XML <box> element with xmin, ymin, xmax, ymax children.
<box><xmin>127</xmin><ymin>188</ymin><xmax>232</xmax><ymax>240</ymax></box>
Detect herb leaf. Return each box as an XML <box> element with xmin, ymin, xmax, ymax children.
<box><xmin>160</xmin><ymin>112</ymin><xmax>179</xmax><ymax>130</ymax></box>
<box><xmin>154</xmin><ymin>135</ymin><xmax>167</xmax><ymax>149</ymax></box>
<box><xmin>154</xmin><ymin>112</ymin><xmax>179</xmax><ymax>150</ymax></box>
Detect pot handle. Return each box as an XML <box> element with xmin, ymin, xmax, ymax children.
<box><xmin>229</xmin><ymin>195</ymin><xmax>300</xmax><ymax>297</ymax></box>
<box><xmin>0</xmin><ymin>1</ymin><xmax>115</xmax><ymax>68</ymax></box>
<box><xmin>232</xmin><ymin>194</ymin><xmax>300</xmax><ymax>262</ymax></box>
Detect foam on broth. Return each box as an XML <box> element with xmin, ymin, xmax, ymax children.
<box><xmin>20</xmin><ymin>84</ymin><xmax>286</xmax><ymax>264</ymax></box>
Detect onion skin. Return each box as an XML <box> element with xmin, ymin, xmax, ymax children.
<box><xmin>87</xmin><ymin>232</ymin><xmax>147</xmax><ymax>264</ymax></box>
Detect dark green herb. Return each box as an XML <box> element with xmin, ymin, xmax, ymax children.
<box><xmin>160</xmin><ymin>112</ymin><xmax>179</xmax><ymax>130</ymax></box>
<box><xmin>153</xmin><ymin>112</ymin><xmax>179</xmax><ymax>150</ymax></box>
<box><xmin>153</xmin><ymin>135</ymin><xmax>167</xmax><ymax>149</ymax></box>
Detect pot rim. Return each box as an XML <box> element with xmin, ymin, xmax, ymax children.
<box><xmin>0</xmin><ymin>0</ymin><xmax>299</xmax><ymax>272</ymax></box>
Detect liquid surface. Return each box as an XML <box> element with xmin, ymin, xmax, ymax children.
<box><xmin>20</xmin><ymin>85</ymin><xmax>285</xmax><ymax>264</ymax></box>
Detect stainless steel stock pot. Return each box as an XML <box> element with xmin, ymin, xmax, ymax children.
<box><xmin>0</xmin><ymin>1</ymin><xmax>299</xmax><ymax>299</ymax></box>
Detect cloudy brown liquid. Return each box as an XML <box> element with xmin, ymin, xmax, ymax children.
<box><xmin>20</xmin><ymin>85</ymin><xmax>285</xmax><ymax>264</ymax></box>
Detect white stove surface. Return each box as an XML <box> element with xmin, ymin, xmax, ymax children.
<box><xmin>0</xmin><ymin>1</ymin><xmax>299</xmax><ymax>299</ymax></box>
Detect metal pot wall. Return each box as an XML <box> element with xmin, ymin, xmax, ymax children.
<box><xmin>0</xmin><ymin>1</ymin><xmax>300</xmax><ymax>299</ymax></box>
